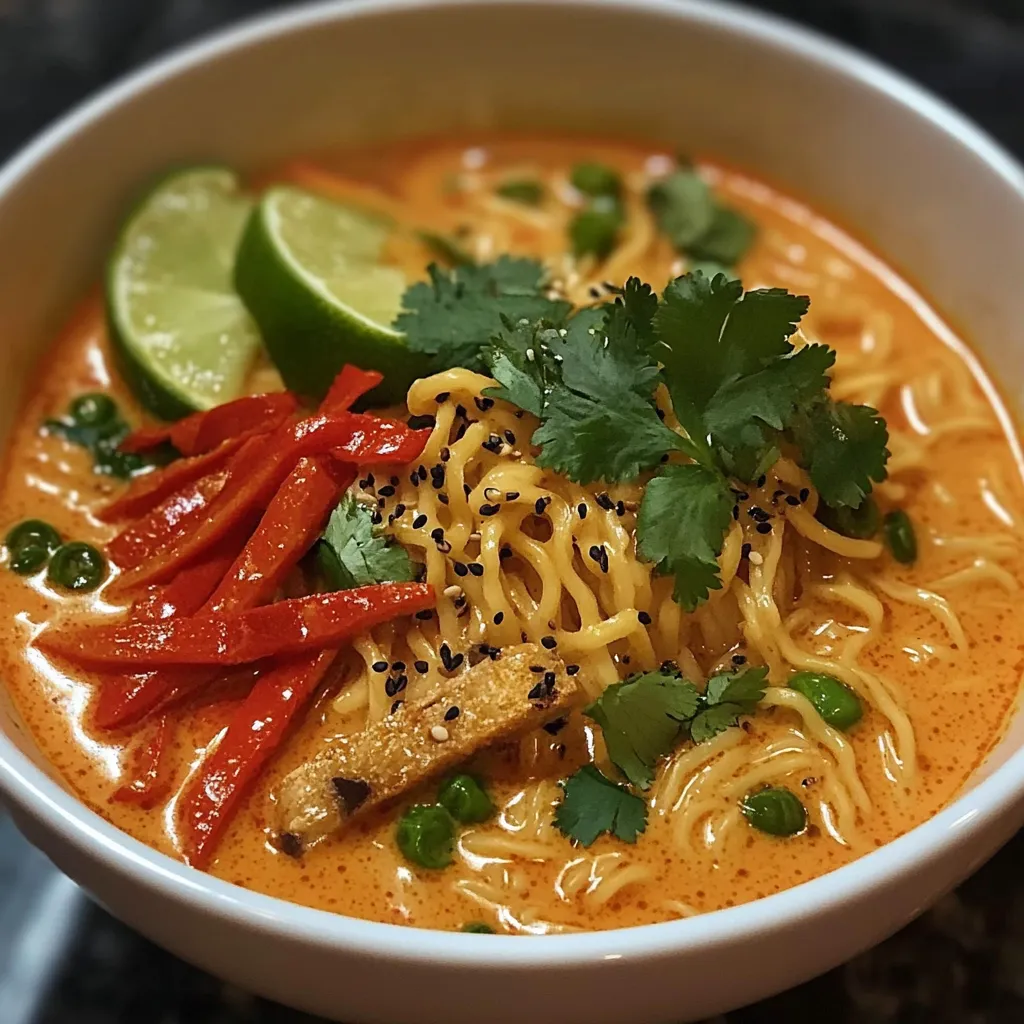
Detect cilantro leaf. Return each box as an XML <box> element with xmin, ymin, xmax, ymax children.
<box><xmin>554</xmin><ymin>765</ymin><xmax>648</xmax><ymax>846</ymax></box>
<box><xmin>396</xmin><ymin>257</ymin><xmax>571</xmax><ymax>372</ymax></box>
<box><xmin>718</xmin><ymin>288</ymin><xmax>811</xmax><ymax>375</ymax></box>
<box><xmin>533</xmin><ymin>387</ymin><xmax>689</xmax><ymax>484</ymax></box>
<box><xmin>690</xmin><ymin>666</ymin><xmax>768</xmax><ymax>743</ymax></box>
<box><xmin>636</xmin><ymin>464</ymin><xmax>734</xmax><ymax>610</ymax></box>
<box><xmin>646</xmin><ymin>168</ymin><xmax>757</xmax><ymax>266</ymax></box>
<box><xmin>686</xmin><ymin>206</ymin><xmax>757</xmax><ymax>265</ymax></box>
<box><xmin>584</xmin><ymin>671</ymin><xmax>701</xmax><ymax>789</ymax></box>
<box><xmin>792</xmin><ymin>400</ymin><xmax>890</xmax><ymax>508</ymax></box>
<box><xmin>317</xmin><ymin>494</ymin><xmax>417</xmax><ymax>590</ymax></box>
<box><xmin>482</xmin><ymin>319</ymin><xmax>561</xmax><ymax>417</ymax></box>
<box><xmin>646</xmin><ymin>169</ymin><xmax>717</xmax><ymax>251</ymax></box>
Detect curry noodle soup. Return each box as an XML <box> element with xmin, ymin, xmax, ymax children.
<box><xmin>2</xmin><ymin>137</ymin><xmax>1022</xmax><ymax>935</ymax></box>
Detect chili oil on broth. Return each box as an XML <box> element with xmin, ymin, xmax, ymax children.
<box><xmin>0</xmin><ymin>137</ymin><xmax>1021</xmax><ymax>934</ymax></box>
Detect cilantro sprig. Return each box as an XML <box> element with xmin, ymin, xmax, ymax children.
<box><xmin>315</xmin><ymin>494</ymin><xmax>418</xmax><ymax>590</ymax></box>
<box><xmin>394</xmin><ymin>259</ymin><xmax>890</xmax><ymax>611</ymax></box>
<box><xmin>555</xmin><ymin>665</ymin><xmax>768</xmax><ymax>846</ymax></box>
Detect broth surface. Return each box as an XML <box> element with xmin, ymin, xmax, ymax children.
<box><xmin>2</xmin><ymin>137</ymin><xmax>1023</xmax><ymax>933</ymax></box>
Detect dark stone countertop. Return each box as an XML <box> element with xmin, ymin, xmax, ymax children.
<box><xmin>1</xmin><ymin>1</ymin><xmax>1024</xmax><ymax>1021</ymax></box>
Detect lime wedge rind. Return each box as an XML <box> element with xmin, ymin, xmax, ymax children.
<box><xmin>235</xmin><ymin>186</ymin><xmax>427</xmax><ymax>406</ymax></box>
<box><xmin>106</xmin><ymin>166</ymin><xmax>262</xmax><ymax>419</ymax></box>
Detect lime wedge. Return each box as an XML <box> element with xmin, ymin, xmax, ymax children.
<box><xmin>234</xmin><ymin>186</ymin><xmax>427</xmax><ymax>406</ymax></box>
<box><xmin>106</xmin><ymin>167</ymin><xmax>262</xmax><ymax>419</ymax></box>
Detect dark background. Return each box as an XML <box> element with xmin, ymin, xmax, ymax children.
<box><xmin>2</xmin><ymin>1</ymin><xmax>1024</xmax><ymax>1021</ymax></box>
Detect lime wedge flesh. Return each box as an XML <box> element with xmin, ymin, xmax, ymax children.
<box><xmin>106</xmin><ymin>167</ymin><xmax>262</xmax><ymax>419</ymax></box>
<box><xmin>234</xmin><ymin>186</ymin><xmax>426</xmax><ymax>406</ymax></box>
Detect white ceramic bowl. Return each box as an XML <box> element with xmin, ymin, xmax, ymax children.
<box><xmin>2</xmin><ymin>2</ymin><xmax>1024</xmax><ymax>1021</ymax></box>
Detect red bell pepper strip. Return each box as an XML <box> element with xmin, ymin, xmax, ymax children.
<box><xmin>120</xmin><ymin>392</ymin><xmax>299</xmax><ymax>456</ymax></box>
<box><xmin>208</xmin><ymin>456</ymin><xmax>354</xmax><ymax>614</ymax></box>
<box><xmin>94</xmin><ymin>551</ymin><xmax>243</xmax><ymax>730</ymax></box>
<box><xmin>322</xmin><ymin>365</ymin><xmax>383</xmax><ymax>413</ymax></box>
<box><xmin>107</xmin><ymin>469</ymin><xmax>230</xmax><ymax>571</ymax></box>
<box><xmin>113</xmin><ymin>413</ymin><xmax>427</xmax><ymax>593</ymax></box>
<box><xmin>181</xmin><ymin>650</ymin><xmax>335</xmax><ymax>868</ymax></box>
<box><xmin>99</xmin><ymin>436</ymin><xmax>246</xmax><ymax>523</ymax></box>
<box><xmin>40</xmin><ymin>583</ymin><xmax>434</xmax><ymax>668</ymax></box>
<box><xmin>99</xmin><ymin>458</ymin><xmax>353</xmax><ymax>725</ymax></box>
<box><xmin>110</xmin><ymin>715</ymin><xmax>174</xmax><ymax>808</ymax></box>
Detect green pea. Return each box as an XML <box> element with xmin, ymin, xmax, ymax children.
<box><xmin>817</xmin><ymin>496</ymin><xmax>880</xmax><ymax>540</ymax></box>
<box><xmin>5</xmin><ymin>519</ymin><xmax>61</xmax><ymax>557</ymax></box>
<box><xmin>69</xmin><ymin>392</ymin><xmax>118</xmax><ymax>429</ymax></box>
<box><xmin>570</xmin><ymin>197</ymin><xmax>623</xmax><ymax>260</ymax></box>
<box><xmin>741</xmin><ymin>786</ymin><xmax>807</xmax><ymax>837</ymax></box>
<box><xmin>788</xmin><ymin>670</ymin><xmax>862</xmax><ymax>731</ymax></box>
<box><xmin>461</xmin><ymin>922</ymin><xmax>495</xmax><ymax>934</ymax></box>
<box><xmin>496</xmin><ymin>179</ymin><xmax>544</xmax><ymax>206</ymax></box>
<box><xmin>884</xmin><ymin>509</ymin><xmax>917</xmax><ymax>565</ymax></box>
<box><xmin>395</xmin><ymin>804</ymin><xmax>456</xmax><ymax>869</ymax></box>
<box><xmin>438</xmin><ymin>773</ymin><xmax>494</xmax><ymax>824</ymax></box>
<box><xmin>10</xmin><ymin>545</ymin><xmax>50</xmax><ymax>575</ymax></box>
<box><xmin>570</xmin><ymin>162</ymin><xmax>622</xmax><ymax>199</ymax></box>
<box><xmin>46</xmin><ymin>542</ymin><xmax>107</xmax><ymax>592</ymax></box>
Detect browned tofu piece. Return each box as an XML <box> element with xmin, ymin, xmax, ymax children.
<box><xmin>273</xmin><ymin>644</ymin><xmax>578</xmax><ymax>850</ymax></box>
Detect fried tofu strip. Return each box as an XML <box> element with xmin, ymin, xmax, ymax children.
<box><xmin>273</xmin><ymin>644</ymin><xmax>578</xmax><ymax>850</ymax></box>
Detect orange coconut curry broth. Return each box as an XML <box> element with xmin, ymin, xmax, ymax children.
<box><xmin>1</xmin><ymin>137</ymin><xmax>1023</xmax><ymax>934</ymax></box>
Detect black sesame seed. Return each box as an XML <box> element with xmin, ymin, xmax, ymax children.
<box><xmin>438</xmin><ymin>493</ymin><xmax>450</xmax><ymax>505</ymax></box>
<box><xmin>414</xmin><ymin>660</ymin><xmax>429</xmax><ymax>674</ymax></box>
<box><xmin>543</xmin><ymin>670</ymin><xmax>557</xmax><ymax>691</ymax></box>
<box><xmin>479</xmin><ymin>503</ymin><xmax>501</xmax><ymax>516</ymax></box>
<box><xmin>660</xmin><ymin>454</ymin><xmax>670</xmax><ymax>463</ymax></box>
<box><xmin>493</xmin><ymin>611</ymin><xmax>504</xmax><ymax>624</ymax></box>
<box><xmin>615</xmin><ymin>500</ymin><xmax>626</xmax><ymax>516</ymax></box>
<box><xmin>541</xmin><ymin>635</ymin><xmax>557</xmax><ymax>650</ymax></box>
<box><xmin>528</xmin><ymin>683</ymin><xmax>545</xmax><ymax>700</ymax></box>
<box><xmin>756</xmin><ymin>522</ymin><xmax>773</xmax><ymax>534</ymax></box>
<box><xmin>370</xmin><ymin>511</ymin><xmax>383</xmax><ymax>525</ymax></box>
<box><xmin>543</xmin><ymin>717</ymin><xmax>567</xmax><ymax>736</ymax></box>
<box><xmin>732</xmin><ymin>654</ymin><xmax>747</xmax><ymax>665</ymax></box>
<box><xmin>385</xmin><ymin>675</ymin><xmax>408</xmax><ymax>697</ymax></box>
<box><xmin>638</xmin><ymin>611</ymin><xmax>652</xmax><ymax>625</ymax></box>
<box><xmin>390</xmin><ymin>476</ymin><xmax>399</xmax><ymax>487</ymax></box>
<box><xmin>455</xmin><ymin>404</ymin><xmax>468</xmax><ymax>419</ymax></box>
<box><xmin>464</xmin><ymin>483</ymin><xmax>472</xmax><ymax>497</ymax></box>
<box><xmin>530</xmin><ymin>664</ymin><xmax>545</xmax><ymax>673</ymax></box>
<box><xmin>393</xmin><ymin>503</ymin><xmax>406</xmax><ymax>518</ymax></box>
<box><xmin>449</xmin><ymin>652</ymin><xmax>465</xmax><ymax>671</ymax></box>
<box><xmin>566</xmin><ymin>664</ymin><xmax>580</xmax><ymax>676</ymax></box>
<box><xmin>378</xmin><ymin>485</ymin><xmax>396</xmax><ymax>498</ymax></box>
<box><xmin>417</xmin><ymin>464</ymin><xmax>427</xmax><ymax>480</ymax></box>
<box><xmin>435</xmin><ymin>392</ymin><xmax>450</xmax><ymax>404</ymax></box>
<box><xmin>391</xmin><ymin>700</ymin><xmax>404</xmax><ymax>714</ymax></box>
<box><xmin>359</xmin><ymin>478</ymin><xmax>370</xmax><ymax>490</ymax></box>
<box><xmin>504</xmin><ymin>429</ymin><xmax>516</xmax><ymax>445</ymax></box>
<box><xmin>596</xmin><ymin>493</ymin><xmax>614</xmax><ymax>511</ymax></box>
<box><xmin>786</xmin><ymin>495</ymin><xmax>801</xmax><ymax>506</ymax></box>
<box><xmin>757</xmin><ymin>475</ymin><xmax>767</xmax><ymax>488</ymax></box>
<box><xmin>372</xmin><ymin>661</ymin><xmax>388</xmax><ymax>673</ymax></box>
<box><xmin>391</xmin><ymin>661</ymin><xmax>406</xmax><ymax>672</ymax></box>
<box><xmin>366</xmin><ymin>473</ymin><xmax>375</xmax><ymax>486</ymax></box>
<box><xmin>589</xmin><ymin>544</ymin><xmax>609</xmax><ymax>573</ymax></box>
<box><xmin>741</xmin><ymin>543</ymin><xmax>752</xmax><ymax>559</ymax></box>
<box><xmin>577</xmin><ymin>503</ymin><xmax>588</xmax><ymax>519</ymax></box>
<box><xmin>413</xmin><ymin>514</ymin><xmax>428</xmax><ymax>529</ymax></box>
<box><xmin>444</xmin><ymin>705</ymin><xmax>461</xmax><ymax>721</ymax></box>
<box><xmin>454</xmin><ymin>562</ymin><xmax>468</xmax><ymax>577</ymax></box>
<box><xmin>377</xmin><ymin>497</ymin><xmax>386</xmax><ymax>508</ymax></box>
<box><xmin>475</xmin><ymin>396</ymin><xmax>495</xmax><ymax>412</ymax></box>
<box><xmin>430</xmin><ymin>526</ymin><xmax>445</xmax><ymax>542</ymax></box>
<box><xmin>499</xmin><ymin>545</ymin><xmax>513</xmax><ymax>559</ymax></box>
<box><xmin>799</xmin><ymin>488</ymin><xmax>810</xmax><ymax>502</ymax></box>
<box><xmin>415</xmin><ymin>609</ymin><xmax>434</xmax><ymax>620</ymax></box>
<box><xmin>440</xmin><ymin>643</ymin><xmax>453</xmax><ymax>670</ymax></box>
<box><xmin>732</xmin><ymin>505</ymin><xmax>740</xmax><ymax>521</ymax></box>
<box><xmin>482</xmin><ymin>434</ymin><xmax>503</xmax><ymax>454</ymax></box>
<box><xmin>505</xmin><ymin>491</ymin><xmax>520</xmax><ymax>501</ymax></box>
<box><xmin>440</xmin><ymin>447</ymin><xmax>451</xmax><ymax>463</ymax></box>
<box><xmin>468</xmin><ymin>562</ymin><xmax>484</xmax><ymax>577</ymax></box>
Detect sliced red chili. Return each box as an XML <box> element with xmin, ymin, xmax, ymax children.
<box><xmin>180</xmin><ymin>650</ymin><xmax>335</xmax><ymax>868</ymax></box>
<box><xmin>110</xmin><ymin>714</ymin><xmax>174</xmax><ymax>809</ymax></box>
<box><xmin>42</xmin><ymin>583</ymin><xmax>434</xmax><ymax>668</ymax></box>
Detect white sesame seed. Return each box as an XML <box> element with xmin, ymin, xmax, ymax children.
<box><xmin>430</xmin><ymin>725</ymin><xmax>450</xmax><ymax>742</ymax></box>
<box><xmin>443</xmin><ymin>584</ymin><xmax>463</xmax><ymax>598</ymax></box>
<box><xmin>525</xmin><ymin>348</ymin><xmax>535</xmax><ymax>362</ymax></box>
<box><xmin>748</xmin><ymin>551</ymin><xmax>765</xmax><ymax>566</ymax></box>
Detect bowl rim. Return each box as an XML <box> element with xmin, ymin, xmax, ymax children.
<box><xmin>2</xmin><ymin>0</ymin><xmax>1024</xmax><ymax>967</ymax></box>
